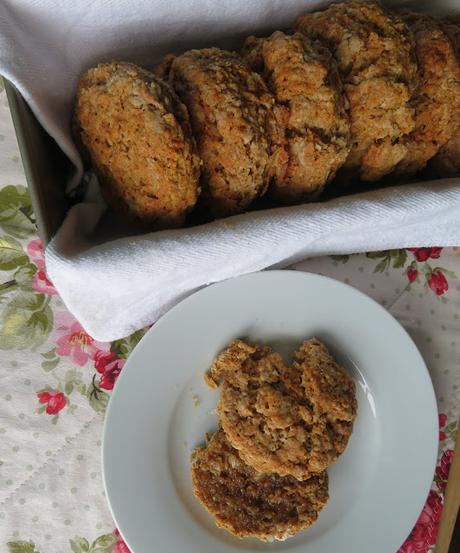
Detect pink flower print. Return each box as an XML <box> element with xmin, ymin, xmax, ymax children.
<box><xmin>427</xmin><ymin>270</ymin><xmax>449</xmax><ymax>296</ymax></box>
<box><xmin>398</xmin><ymin>490</ymin><xmax>443</xmax><ymax>552</ymax></box>
<box><xmin>27</xmin><ymin>239</ymin><xmax>57</xmax><ymax>295</ymax></box>
<box><xmin>113</xmin><ymin>529</ymin><xmax>131</xmax><ymax>553</ymax></box>
<box><xmin>37</xmin><ymin>390</ymin><xmax>67</xmax><ymax>415</ymax></box>
<box><xmin>54</xmin><ymin>311</ymin><xmax>109</xmax><ymax>366</ymax></box>
<box><xmin>407</xmin><ymin>267</ymin><xmax>418</xmax><ymax>283</ymax></box>
<box><xmin>439</xmin><ymin>413</ymin><xmax>447</xmax><ymax>442</ymax></box>
<box><xmin>435</xmin><ymin>450</ymin><xmax>454</xmax><ymax>492</ymax></box>
<box><xmin>94</xmin><ymin>351</ymin><xmax>125</xmax><ymax>390</ymax></box>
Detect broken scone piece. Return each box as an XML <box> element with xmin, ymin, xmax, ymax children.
<box><xmin>191</xmin><ymin>429</ymin><xmax>329</xmax><ymax>541</ymax></box>
<box><xmin>205</xmin><ymin>338</ymin><xmax>356</xmax><ymax>480</ymax></box>
<box><xmin>291</xmin><ymin>338</ymin><xmax>357</xmax><ymax>459</ymax></box>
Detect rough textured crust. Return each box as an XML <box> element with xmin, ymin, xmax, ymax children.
<box><xmin>191</xmin><ymin>430</ymin><xmax>329</xmax><ymax>541</ymax></box>
<box><xmin>394</xmin><ymin>13</ymin><xmax>460</xmax><ymax>177</ymax></box>
<box><xmin>73</xmin><ymin>62</ymin><xmax>201</xmax><ymax>229</ymax></box>
<box><xmin>168</xmin><ymin>48</ymin><xmax>278</xmax><ymax>217</ymax></box>
<box><xmin>206</xmin><ymin>339</ymin><xmax>356</xmax><ymax>480</ymax></box>
<box><xmin>295</xmin><ymin>1</ymin><xmax>416</xmax><ymax>183</ymax></box>
<box><xmin>291</xmin><ymin>338</ymin><xmax>357</xmax><ymax>457</ymax></box>
<box><xmin>242</xmin><ymin>32</ymin><xmax>350</xmax><ymax>203</ymax></box>
<box><xmin>429</xmin><ymin>17</ymin><xmax>460</xmax><ymax>177</ymax></box>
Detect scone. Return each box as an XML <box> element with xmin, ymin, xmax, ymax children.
<box><xmin>166</xmin><ymin>48</ymin><xmax>278</xmax><ymax>217</ymax></box>
<box><xmin>429</xmin><ymin>17</ymin><xmax>460</xmax><ymax>177</ymax></box>
<box><xmin>206</xmin><ymin>339</ymin><xmax>356</xmax><ymax>480</ymax></box>
<box><xmin>290</xmin><ymin>338</ymin><xmax>357</xmax><ymax>458</ymax></box>
<box><xmin>394</xmin><ymin>13</ymin><xmax>460</xmax><ymax>177</ymax></box>
<box><xmin>295</xmin><ymin>1</ymin><xmax>416</xmax><ymax>183</ymax></box>
<box><xmin>191</xmin><ymin>430</ymin><xmax>329</xmax><ymax>541</ymax></box>
<box><xmin>73</xmin><ymin>62</ymin><xmax>201</xmax><ymax>229</ymax></box>
<box><xmin>242</xmin><ymin>31</ymin><xmax>350</xmax><ymax>203</ymax></box>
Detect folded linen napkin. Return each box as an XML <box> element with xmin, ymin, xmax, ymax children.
<box><xmin>46</xmin><ymin>181</ymin><xmax>460</xmax><ymax>341</ymax></box>
<box><xmin>1</xmin><ymin>0</ymin><xmax>460</xmax><ymax>341</ymax></box>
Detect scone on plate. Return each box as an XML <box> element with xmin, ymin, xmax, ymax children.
<box><xmin>295</xmin><ymin>0</ymin><xmax>416</xmax><ymax>183</ymax></box>
<box><xmin>205</xmin><ymin>339</ymin><xmax>356</xmax><ymax>480</ymax></box>
<box><xmin>165</xmin><ymin>48</ymin><xmax>278</xmax><ymax>218</ymax></box>
<box><xmin>242</xmin><ymin>31</ymin><xmax>350</xmax><ymax>203</ymax></box>
<box><xmin>291</xmin><ymin>338</ymin><xmax>357</xmax><ymax>458</ymax></box>
<box><xmin>393</xmin><ymin>13</ymin><xmax>460</xmax><ymax>178</ymax></box>
<box><xmin>73</xmin><ymin>61</ymin><xmax>201</xmax><ymax>229</ymax></box>
<box><xmin>191</xmin><ymin>430</ymin><xmax>329</xmax><ymax>541</ymax></box>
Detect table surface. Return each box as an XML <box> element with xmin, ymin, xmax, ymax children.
<box><xmin>0</xmin><ymin>79</ymin><xmax>459</xmax><ymax>553</ymax></box>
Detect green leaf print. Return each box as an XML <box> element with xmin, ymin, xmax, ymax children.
<box><xmin>90</xmin><ymin>533</ymin><xmax>117</xmax><ymax>551</ymax></box>
<box><xmin>42</xmin><ymin>358</ymin><xmax>60</xmax><ymax>372</ymax></box>
<box><xmin>392</xmin><ymin>249</ymin><xmax>407</xmax><ymax>268</ymax></box>
<box><xmin>7</xmin><ymin>541</ymin><xmax>41</xmax><ymax>553</ymax></box>
<box><xmin>41</xmin><ymin>347</ymin><xmax>57</xmax><ymax>359</ymax></box>
<box><xmin>87</xmin><ymin>378</ymin><xmax>110</xmax><ymax>414</ymax></box>
<box><xmin>14</xmin><ymin>263</ymin><xmax>37</xmax><ymax>291</ymax></box>
<box><xmin>0</xmin><ymin>292</ymin><xmax>53</xmax><ymax>350</ymax></box>
<box><xmin>367</xmin><ymin>249</ymin><xmax>408</xmax><ymax>273</ymax></box>
<box><xmin>70</xmin><ymin>534</ymin><xmax>116</xmax><ymax>553</ymax></box>
<box><xmin>0</xmin><ymin>185</ymin><xmax>35</xmax><ymax>238</ymax></box>
<box><xmin>111</xmin><ymin>328</ymin><xmax>147</xmax><ymax>359</ymax></box>
<box><xmin>70</xmin><ymin>537</ymin><xmax>90</xmax><ymax>553</ymax></box>
<box><xmin>0</xmin><ymin>236</ymin><xmax>28</xmax><ymax>270</ymax></box>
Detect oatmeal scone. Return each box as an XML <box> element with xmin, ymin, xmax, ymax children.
<box><xmin>167</xmin><ymin>48</ymin><xmax>278</xmax><ymax>217</ymax></box>
<box><xmin>242</xmin><ymin>31</ymin><xmax>350</xmax><ymax>203</ymax></box>
<box><xmin>394</xmin><ymin>13</ymin><xmax>460</xmax><ymax>177</ymax></box>
<box><xmin>295</xmin><ymin>1</ymin><xmax>416</xmax><ymax>183</ymax></box>
<box><xmin>429</xmin><ymin>17</ymin><xmax>460</xmax><ymax>177</ymax></box>
<box><xmin>291</xmin><ymin>338</ymin><xmax>357</xmax><ymax>458</ymax></box>
<box><xmin>191</xmin><ymin>430</ymin><xmax>329</xmax><ymax>541</ymax></box>
<box><xmin>73</xmin><ymin>62</ymin><xmax>201</xmax><ymax>229</ymax></box>
<box><xmin>206</xmin><ymin>339</ymin><xmax>356</xmax><ymax>480</ymax></box>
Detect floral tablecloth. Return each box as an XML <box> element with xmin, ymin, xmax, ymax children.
<box><xmin>0</xmin><ymin>80</ymin><xmax>459</xmax><ymax>553</ymax></box>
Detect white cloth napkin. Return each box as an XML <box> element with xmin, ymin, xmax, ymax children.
<box><xmin>1</xmin><ymin>0</ymin><xmax>460</xmax><ymax>341</ymax></box>
<box><xmin>46</xmin><ymin>181</ymin><xmax>460</xmax><ymax>341</ymax></box>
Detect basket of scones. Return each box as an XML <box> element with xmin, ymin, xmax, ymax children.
<box><xmin>73</xmin><ymin>0</ymin><xmax>460</xmax><ymax>230</ymax></box>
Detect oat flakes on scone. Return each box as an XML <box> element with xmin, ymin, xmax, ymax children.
<box><xmin>191</xmin><ymin>429</ymin><xmax>329</xmax><ymax>541</ymax></box>
<box><xmin>73</xmin><ymin>61</ymin><xmax>201</xmax><ymax>229</ymax></box>
<box><xmin>242</xmin><ymin>31</ymin><xmax>350</xmax><ymax>203</ymax></box>
<box><xmin>295</xmin><ymin>1</ymin><xmax>417</xmax><ymax>183</ymax></box>
<box><xmin>429</xmin><ymin>16</ymin><xmax>460</xmax><ymax>177</ymax></box>
<box><xmin>167</xmin><ymin>48</ymin><xmax>278</xmax><ymax>217</ymax></box>
<box><xmin>394</xmin><ymin>13</ymin><xmax>460</xmax><ymax>177</ymax></box>
<box><xmin>206</xmin><ymin>339</ymin><xmax>356</xmax><ymax>480</ymax></box>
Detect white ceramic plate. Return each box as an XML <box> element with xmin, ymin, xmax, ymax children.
<box><xmin>102</xmin><ymin>271</ymin><xmax>438</xmax><ymax>553</ymax></box>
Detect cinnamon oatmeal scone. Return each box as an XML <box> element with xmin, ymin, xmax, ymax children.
<box><xmin>167</xmin><ymin>48</ymin><xmax>278</xmax><ymax>217</ymax></box>
<box><xmin>73</xmin><ymin>62</ymin><xmax>201</xmax><ymax>229</ymax></box>
<box><xmin>295</xmin><ymin>1</ymin><xmax>416</xmax><ymax>183</ymax></box>
<box><xmin>429</xmin><ymin>17</ymin><xmax>460</xmax><ymax>177</ymax></box>
<box><xmin>394</xmin><ymin>13</ymin><xmax>460</xmax><ymax>177</ymax></box>
<box><xmin>206</xmin><ymin>339</ymin><xmax>356</xmax><ymax>480</ymax></box>
<box><xmin>191</xmin><ymin>430</ymin><xmax>329</xmax><ymax>541</ymax></box>
<box><xmin>242</xmin><ymin>31</ymin><xmax>350</xmax><ymax>203</ymax></box>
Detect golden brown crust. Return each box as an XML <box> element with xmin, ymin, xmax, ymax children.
<box><xmin>394</xmin><ymin>13</ymin><xmax>460</xmax><ymax>177</ymax></box>
<box><xmin>73</xmin><ymin>61</ymin><xmax>201</xmax><ymax>228</ymax></box>
<box><xmin>206</xmin><ymin>339</ymin><xmax>356</xmax><ymax>480</ymax></box>
<box><xmin>295</xmin><ymin>1</ymin><xmax>416</xmax><ymax>183</ymax></box>
<box><xmin>191</xmin><ymin>430</ymin><xmax>329</xmax><ymax>541</ymax></box>
<box><xmin>430</xmin><ymin>17</ymin><xmax>460</xmax><ymax>177</ymax></box>
<box><xmin>291</xmin><ymin>338</ymin><xmax>357</xmax><ymax>457</ymax></box>
<box><xmin>169</xmin><ymin>48</ymin><xmax>277</xmax><ymax>217</ymax></box>
<box><xmin>242</xmin><ymin>32</ymin><xmax>350</xmax><ymax>203</ymax></box>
